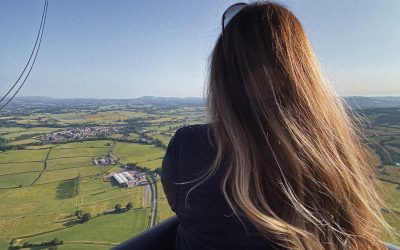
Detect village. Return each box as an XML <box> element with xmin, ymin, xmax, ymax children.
<box><xmin>33</xmin><ymin>125</ymin><xmax>123</xmax><ymax>142</ymax></box>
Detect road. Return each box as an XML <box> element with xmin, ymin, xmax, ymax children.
<box><xmin>147</xmin><ymin>174</ymin><xmax>158</xmax><ymax>228</ymax></box>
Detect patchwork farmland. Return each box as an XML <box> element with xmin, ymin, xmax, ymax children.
<box><xmin>0</xmin><ymin>97</ymin><xmax>204</xmax><ymax>249</ymax></box>
<box><xmin>0</xmin><ymin>96</ymin><xmax>399</xmax><ymax>248</ymax></box>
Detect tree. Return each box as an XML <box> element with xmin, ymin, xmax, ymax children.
<box><xmin>126</xmin><ymin>162</ymin><xmax>137</xmax><ymax>170</ymax></box>
<box><xmin>115</xmin><ymin>203</ymin><xmax>122</xmax><ymax>211</ymax></box>
<box><xmin>51</xmin><ymin>237</ymin><xmax>63</xmax><ymax>245</ymax></box>
<box><xmin>75</xmin><ymin>209</ymin><xmax>83</xmax><ymax>219</ymax></box>
<box><xmin>0</xmin><ymin>136</ymin><xmax>8</xmax><ymax>152</ymax></box>
<box><xmin>81</xmin><ymin>212</ymin><xmax>92</xmax><ymax>223</ymax></box>
<box><xmin>126</xmin><ymin>202</ymin><xmax>133</xmax><ymax>211</ymax></box>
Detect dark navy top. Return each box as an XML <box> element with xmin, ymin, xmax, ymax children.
<box><xmin>161</xmin><ymin>124</ymin><xmax>277</xmax><ymax>250</ymax></box>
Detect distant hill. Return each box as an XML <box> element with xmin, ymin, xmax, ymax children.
<box><xmin>344</xmin><ymin>96</ymin><xmax>400</xmax><ymax>109</ymax></box>
<box><xmin>12</xmin><ymin>96</ymin><xmax>204</xmax><ymax>106</ymax></box>
<box><xmin>10</xmin><ymin>96</ymin><xmax>400</xmax><ymax>109</ymax></box>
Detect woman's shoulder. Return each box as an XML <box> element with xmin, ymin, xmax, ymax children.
<box><xmin>174</xmin><ymin>123</ymin><xmax>215</xmax><ymax>150</ymax></box>
<box><xmin>170</xmin><ymin>124</ymin><xmax>217</xmax><ymax>175</ymax></box>
<box><xmin>176</xmin><ymin>123</ymin><xmax>210</xmax><ymax>136</ymax></box>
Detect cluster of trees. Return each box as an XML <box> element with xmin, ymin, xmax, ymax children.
<box><xmin>122</xmin><ymin>118</ymin><xmax>150</xmax><ymax>134</ymax></box>
<box><xmin>74</xmin><ymin>210</ymin><xmax>92</xmax><ymax>223</ymax></box>
<box><xmin>13</xmin><ymin>237</ymin><xmax>63</xmax><ymax>249</ymax></box>
<box><xmin>115</xmin><ymin>202</ymin><xmax>133</xmax><ymax>212</ymax></box>
<box><xmin>124</xmin><ymin>163</ymin><xmax>161</xmax><ymax>177</ymax></box>
<box><xmin>153</xmin><ymin>138</ymin><xmax>166</xmax><ymax>149</ymax></box>
<box><xmin>125</xmin><ymin>163</ymin><xmax>151</xmax><ymax>172</ymax></box>
<box><xmin>73</xmin><ymin>202</ymin><xmax>133</xmax><ymax>225</ymax></box>
<box><xmin>0</xmin><ymin>136</ymin><xmax>25</xmax><ymax>152</ymax></box>
<box><xmin>0</xmin><ymin>137</ymin><xmax>7</xmax><ymax>152</ymax></box>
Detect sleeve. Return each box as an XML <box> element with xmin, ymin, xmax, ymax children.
<box><xmin>161</xmin><ymin>128</ymin><xmax>182</xmax><ymax>212</ymax></box>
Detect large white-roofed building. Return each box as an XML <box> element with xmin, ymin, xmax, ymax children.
<box><xmin>110</xmin><ymin>171</ymin><xmax>147</xmax><ymax>188</ymax></box>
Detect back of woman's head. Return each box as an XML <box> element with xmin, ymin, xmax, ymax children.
<box><xmin>206</xmin><ymin>2</ymin><xmax>390</xmax><ymax>249</ymax></box>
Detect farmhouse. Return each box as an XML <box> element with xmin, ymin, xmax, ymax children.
<box><xmin>93</xmin><ymin>154</ymin><xmax>118</xmax><ymax>165</ymax></box>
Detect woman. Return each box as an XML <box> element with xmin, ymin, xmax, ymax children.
<box><xmin>162</xmin><ymin>2</ymin><xmax>391</xmax><ymax>249</ymax></box>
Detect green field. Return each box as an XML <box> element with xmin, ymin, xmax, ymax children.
<box><xmin>141</xmin><ymin>158</ymin><xmax>163</xmax><ymax>170</ymax></box>
<box><xmin>0</xmin><ymin>101</ymin><xmax>205</xmax><ymax>248</ymax></box>
<box><xmin>2</xmin><ymin>127</ymin><xmax>60</xmax><ymax>141</ymax></box>
<box><xmin>156</xmin><ymin>180</ymin><xmax>174</xmax><ymax>223</ymax></box>
<box><xmin>0</xmin><ymin>172</ymin><xmax>41</xmax><ymax>188</ymax></box>
<box><xmin>49</xmin><ymin>147</ymin><xmax>109</xmax><ymax>159</ymax></box>
<box><xmin>20</xmin><ymin>208</ymin><xmax>150</xmax><ymax>248</ymax></box>
<box><xmin>0</xmin><ymin>161</ymin><xmax>43</xmax><ymax>175</ymax></box>
<box><xmin>47</xmin><ymin>157</ymin><xmax>93</xmax><ymax>170</ymax></box>
<box><xmin>0</xmin><ymin>135</ymin><xmax>175</xmax><ymax>248</ymax></box>
<box><xmin>0</xmin><ymin>149</ymin><xmax>48</xmax><ymax>163</ymax></box>
<box><xmin>0</xmin><ymin>238</ymin><xmax>9</xmax><ymax>249</ymax></box>
<box><xmin>114</xmin><ymin>142</ymin><xmax>165</xmax><ymax>165</ymax></box>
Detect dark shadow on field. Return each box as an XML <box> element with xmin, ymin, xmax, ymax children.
<box><xmin>63</xmin><ymin>214</ymin><xmax>74</xmax><ymax>219</ymax></box>
<box><xmin>63</xmin><ymin>219</ymin><xmax>81</xmax><ymax>227</ymax></box>
<box><xmin>55</xmin><ymin>179</ymin><xmax>76</xmax><ymax>199</ymax></box>
<box><xmin>19</xmin><ymin>246</ymin><xmax>52</xmax><ymax>250</ymax></box>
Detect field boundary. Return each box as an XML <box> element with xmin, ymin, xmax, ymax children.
<box><xmin>30</xmin><ymin>148</ymin><xmax>52</xmax><ymax>185</ymax></box>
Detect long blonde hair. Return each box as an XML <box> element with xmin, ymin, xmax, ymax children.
<box><xmin>205</xmin><ymin>2</ymin><xmax>390</xmax><ymax>249</ymax></box>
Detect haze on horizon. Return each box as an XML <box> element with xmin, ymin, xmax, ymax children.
<box><xmin>0</xmin><ymin>0</ymin><xmax>399</xmax><ymax>99</ymax></box>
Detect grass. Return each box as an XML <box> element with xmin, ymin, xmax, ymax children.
<box><xmin>0</xmin><ymin>107</ymin><xmax>207</xmax><ymax>247</ymax></box>
<box><xmin>2</xmin><ymin>127</ymin><xmax>60</xmax><ymax>140</ymax></box>
<box><xmin>47</xmin><ymin>244</ymin><xmax>111</xmax><ymax>250</ymax></box>
<box><xmin>47</xmin><ymin>157</ymin><xmax>93</xmax><ymax>170</ymax></box>
<box><xmin>377</xmin><ymin>165</ymin><xmax>400</xmax><ymax>184</ymax></box>
<box><xmin>19</xmin><ymin>208</ymin><xmax>149</xmax><ymax>246</ymax></box>
<box><xmin>383</xmin><ymin>213</ymin><xmax>400</xmax><ymax>245</ymax></box>
<box><xmin>0</xmin><ymin>127</ymin><xmax>25</xmax><ymax>135</ymax></box>
<box><xmin>156</xmin><ymin>181</ymin><xmax>174</xmax><ymax>223</ymax></box>
<box><xmin>113</xmin><ymin>142</ymin><xmax>165</xmax><ymax>164</ymax></box>
<box><xmin>379</xmin><ymin>181</ymin><xmax>400</xmax><ymax>211</ymax></box>
<box><xmin>152</xmin><ymin>134</ymin><xmax>172</xmax><ymax>145</ymax></box>
<box><xmin>0</xmin><ymin>182</ymin><xmax>70</xmax><ymax>219</ymax></box>
<box><xmin>0</xmin><ymin>172</ymin><xmax>41</xmax><ymax>188</ymax></box>
<box><xmin>0</xmin><ymin>161</ymin><xmax>43</xmax><ymax>175</ymax></box>
<box><xmin>25</xmin><ymin>144</ymin><xmax>55</xmax><ymax>150</ymax></box>
<box><xmin>49</xmin><ymin>147</ymin><xmax>108</xmax><ymax>159</ymax></box>
<box><xmin>140</xmin><ymin>158</ymin><xmax>162</xmax><ymax>170</ymax></box>
<box><xmin>81</xmin><ymin>188</ymin><xmax>144</xmax><ymax>215</ymax></box>
<box><xmin>56</xmin><ymin>141</ymin><xmax>111</xmax><ymax>149</ymax></box>
<box><xmin>377</xmin><ymin>180</ymin><xmax>400</xmax><ymax>245</ymax></box>
<box><xmin>8</xmin><ymin>138</ymin><xmax>40</xmax><ymax>145</ymax></box>
<box><xmin>127</xmin><ymin>133</ymin><xmax>140</xmax><ymax>140</ymax></box>
<box><xmin>36</xmin><ymin>166</ymin><xmax>108</xmax><ymax>184</ymax></box>
<box><xmin>0</xmin><ymin>238</ymin><xmax>9</xmax><ymax>249</ymax></box>
<box><xmin>0</xmin><ymin>175</ymin><xmax>144</xmax><ymax>238</ymax></box>
<box><xmin>49</xmin><ymin>111</ymin><xmax>148</xmax><ymax>124</ymax></box>
<box><xmin>0</xmin><ymin>149</ymin><xmax>48</xmax><ymax>163</ymax></box>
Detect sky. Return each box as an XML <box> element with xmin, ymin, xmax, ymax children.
<box><xmin>0</xmin><ymin>0</ymin><xmax>399</xmax><ymax>99</ymax></box>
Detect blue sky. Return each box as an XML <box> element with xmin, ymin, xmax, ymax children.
<box><xmin>0</xmin><ymin>0</ymin><xmax>399</xmax><ymax>98</ymax></box>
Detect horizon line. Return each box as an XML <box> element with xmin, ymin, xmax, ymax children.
<box><xmin>13</xmin><ymin>95</ymin><xmax>400</xmax><ymax>100</ymax></box>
